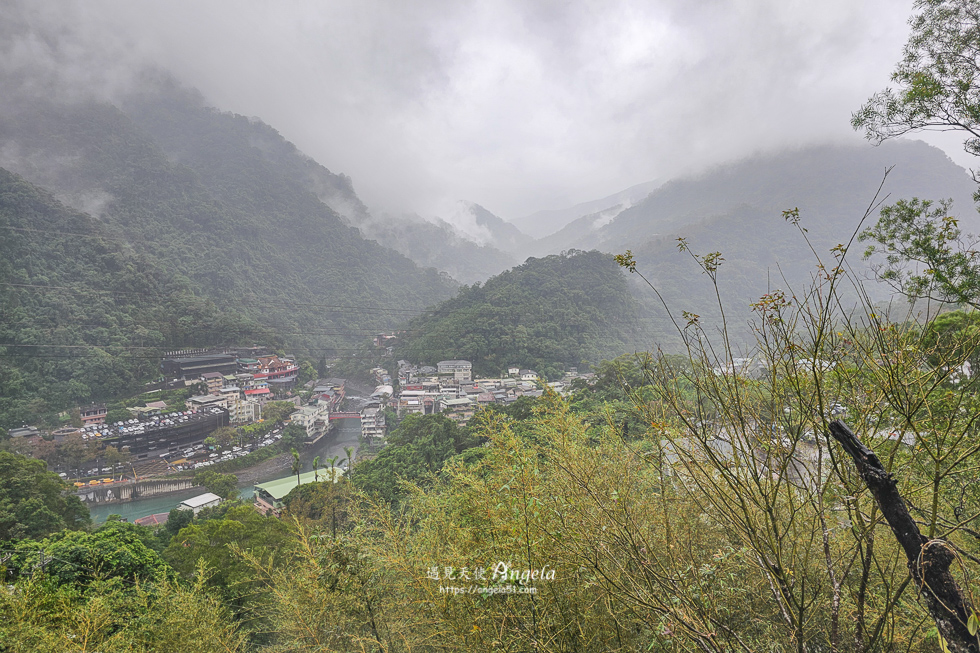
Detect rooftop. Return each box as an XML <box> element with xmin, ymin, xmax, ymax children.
<box><xmin>134</xmin><ymin>512</ymin><xmax>170</xmax><ymax>527</ymax></box>
<box><xmin>255</xmin><ymin>468</ymin><xmax>342</xmax><ymax>500</ymax></box>
<box><xmin>180</xmin><ymin>492</ymin><xmax>222</xmax><ymax>509</ymax></box>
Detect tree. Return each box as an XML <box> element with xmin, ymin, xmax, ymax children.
<box><xmin>165</xmin><ymin>505</ymin><xmax>194</xmax><ymax>537</ymax></box>
<box><xmin>282</xmin><ymin>480</ymin><xmax>351</xmax><ymax>527</ymax></box>
<box><xmin>56</xmin><ymin>433</ymin><xmax>92</xmax><ymax>475</ymax></box>
<box><xmin>291</xmin><ymin>448</ymin><xmax>301</xmax><ymax>486</ymax></box>
<box><xmin>609</xmin><ymin>213</ymin><xmax>980</xmax><ymax>649</ymax></box>
<box><xmin>262</xmin><ymin>401</ymin><xmax>297</xmax><ymax>425</ymax></box>
<box><xmin>853</xmin><ymin>0</ymin><xmax>980</xmax><ymax>182</ymax></box>
<box><xmin>0</xmin><ymin>451</ymin><xmax>90</xmax><ymax>541</ymax></box>
<box><xmin>163</xmin><ymin>505</ymin><xmax>292</xmax><ymax>605</ymax></box>
<box><xmin>854</xmin><ymin>1</ymin><xmax>980</xmax><ymax>307</ymax></box>
<box><xmin>5</xmin><ymin>520</ymin><xmax>167</xmax><ymax>586</ymax></box>
<box><xmin>297</xmin><ymin>360</ymin><xmax>316</xmax><ymax>384</ymax></box>
<box><xmin>352</xmin><ymin>414</ymin><xmax>479</xmax><ymax>504</ymax></box>
<box><xmin>193</xmin><ymin>470</ymin><xmax>239</xmax><ymax>500</ymax></box>
<box><xmin>281</xmin><ymin>422</ymin><xmax>307</xmax><ymax>447</ymax></box>
<box><xmin>105</xmin><ymin>407</ymin><xmax>131</xmax><ymax>424</ymax></box>
<box><xmin>211</xmin><ymin>426</ymin><xmax>236</xmax><ymax>447</ymax></box>
<box><xmin>859</xmin><ymin>196</ymin><xmax>980</xmax><ymax>306</ymax></box>
<box><xmin>0</xmin><ymin>567</ymin><xmax>247</xmax><ymax>652</ymax></box>
<box><xmin>102</xmin><ymin>445</ymin><xmax>129</xmax><ymax>474</ymax></box>
<box><xmin>312</xmin><ymin>455</ymin><xmax>320</xmax><ymax>482</ymax></box>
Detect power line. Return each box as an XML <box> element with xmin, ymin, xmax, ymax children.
<box><xmin>0</xmin><ymin>282</ymin><xmax>442</xmax><ymax>315</ymax></box>
<box><xmin>0</xmin><ymin>323</ymin><xmax>416</xmax><ymax>337</ymax></box>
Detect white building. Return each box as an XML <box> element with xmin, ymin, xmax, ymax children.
<box><xmin>178</xmin><ymin>492</ymin><xmax>222</xmax><ymax>515</ymax></box>
<box><xmin>292</xmin><ymin>404</ymin><xmax>329</xmax><ymax>438</ymax></box>
<box><xmin>360</xmin><ymin>406</ymin><xmax>386</xmax><ymax>443</ymax></box>
<box><xmin>437</xmin><ymin>360</ymin><xmax>472</xmax><ymax>382</ymax></box>
<box><xmin>187</xmin><ymin>394</ymin><xmax>229</xmax><ymax>409</ymax></box>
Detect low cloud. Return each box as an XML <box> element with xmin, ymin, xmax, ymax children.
<box><xmin>3</xmin><ymin>0</ymin><xmax>947</xmax><ymax>220</ymax></box>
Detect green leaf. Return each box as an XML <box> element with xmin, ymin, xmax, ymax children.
<box><xmin>969</xmin><ymin>611</ymin><xmax>978</xmax><ymax>636</ymax></box>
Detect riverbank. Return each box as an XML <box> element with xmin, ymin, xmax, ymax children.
<box><xmin>88</xmin><ymin>416</ymin><xmax>363</xmax><ymax>523</ymax></box>
<box><xmin>233</xmin><ymin>451</ymin><xmax>293</xmax><ymax>485</ymax></box>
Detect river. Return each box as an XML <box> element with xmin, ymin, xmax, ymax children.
<box><xmin>88</xmin><ymin>416</ymin><xmax>363</xmax><ymax>523</ymax></box>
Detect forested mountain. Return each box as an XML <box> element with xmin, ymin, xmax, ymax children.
<box><xmin>0</xmin><ymin>78</ymin><xmax>458</xmax><ymax>361</ymax></box>
<box><xmin>463</xmin><ymin>201</ymin><xmax>532</xmax><ymax>253</ymax></box>
<box><xmin>530</xmin><ymin>141</ymin><xmax>980</xmax><ymax>346</ymax></box>
<box><xmin>0</xmin><ymin>167</ymin><xmax>270</xmax><ymax>428</ymax></box>
<box><xmin>394</xmin><ymin>250</ymin><xmax>647</xmax><ymax>379</ymax></box>
<box><xmin>533</xmin><ymin>141</ymin><xmax>977</xmax><ymax>256</ymax></box>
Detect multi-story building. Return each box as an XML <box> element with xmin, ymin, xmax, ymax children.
<box><xmin>360</xmin><ymin>406</ymin><xmax>386</xmax><ymax>443</ymax></box>
<box><xmin>291</xmin><ymin>404</ymin><xmax>329</xmax><ymax>439</ymax></box>
<box><xmin>437</xmin><ymin>360</ymin><xmax>472</xmax><ymax>383</ymax></box>
<box><xmin>202</xmin><ymin>372</ymin><xmax>225</xmax><ymax>395</ymax></box>
<box><xmin>187</xmin><ymin>394</ymin><xmax>229</xmax><ymax>410</ymax></box>
<box><xmin>253</xmin><ymin>356</ymin><xmax>300</xmax><ymax>382</ymax></box>
<box><xmin>79</xmin><ymin>403</ymin><xmax>107</xmax><ymax>426</ymax></box>
<box><xmin>441</xmin><ymin>397</ymin><xmax>476</xmax><ymax>424</ymax></box>
<box><xmin>100</xmin><ymin>407</ymin><xmax>229</xmax><ymax>461</ymax></box>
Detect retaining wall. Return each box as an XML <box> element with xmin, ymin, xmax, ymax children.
<box><xmin>76</xmin><ymin>478</ymin><xmax>196</xmax><ymax>504</ymax></box>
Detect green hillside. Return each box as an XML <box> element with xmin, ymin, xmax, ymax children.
<box><xmin>0</xmin><ymin>80</ymin><xmax>457</xmax><ymax>359</ymax></box>
<box><xmin>394</xmin><ymin>250</ymin><xmax>648</xmax><ymax>379</ymax></box>
<box><xmin>0</xmin><ymin>167</ymin><xmax>270</xmax><ymax>428</ymax></box>
<box><xmin>542</xmin><ymin>142</ymin><xmax>980</xmax><ymax>349</ymax></box>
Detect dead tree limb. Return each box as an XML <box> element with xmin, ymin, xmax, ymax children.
<box><xmin>828</xmin><ymin>420</ymin><xmax>978</xmax><ymax>652</ymax></box>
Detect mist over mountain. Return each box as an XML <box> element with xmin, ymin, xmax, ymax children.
<box><xmin>531</xmin><ymin>141</ymin><xmax>977</xmax><ymax>255</ymax></box>
<box><xmin>0</xmin><ymin>166</ymin><xmax>276</xmax><ymax>428</ymax></box>
<box><xmin>357</xmin><ymin>213</ymin><xmax>516</xmax><ymax>285</ymax></box>
<box><xmin>590</xmin><ymin>140</ymin><xmax>980</xmax><ymax>347</ymax></box>
<box><xmin>0</xmin><ymin>75</ymin><xmax>458</xmax><ymax>359</ymax></box>
<box><xmin>513</xmin><ymin>179</ymin><xmax>665</xmax><ymax>241</ymax></box>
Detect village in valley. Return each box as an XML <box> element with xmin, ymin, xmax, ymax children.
<box><xmin>5</xmin><ymin>344</ymin><xmax>596</xmax><ymax>524</ymax></box>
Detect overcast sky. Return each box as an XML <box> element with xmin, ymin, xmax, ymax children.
<box><xmin>8</xmin><ymin>0</ymin><xmax>969</xmax><ymax>220</ymax></box>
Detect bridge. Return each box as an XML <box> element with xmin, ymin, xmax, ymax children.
<box><xmin>329</xmin><ymin>412</ymin><xmax>361</xmax><ymax>420</ymax></box>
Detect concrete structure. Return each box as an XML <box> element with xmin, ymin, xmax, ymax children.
<box><xmin>80</xmin><ymin>403</ymin><xmax>108</xmax><ymax>425</ymax></box>
<box><xmin>292</xmin><ymin>404</ymin><xmax>329</xmax><ymax>439</ymax></box>
<box><xmin>202</xmin><ymin>372</ymin><xmax>225</xmax><ymax>395</ymax></box>
<box><xmin>178</xmin><ymin>492</ymin><xmax>222</xmax><ymax>515</ymax></box>
<box><xmin>76</xmin><ymin>477</ymin><xmax>196</xmax><ymax>504</ymax></box>
<box><xmin>162</xmin><ymin>354</ymin><xmax>238</xmax><ymax>380</ymax></box>
<box><xmin>186</xmin><ymin>394</ymin><xmax>228</xmax><ymax>409</ymax></box>
<box><xmin>437</xmin><ymin>360</ymin><xmax>473</xmax><ymax>382</ymax></box>
<box><xmin>360</xmin><ymin>406</ymin><xmax>386</xmax><ymax>443</ymax></box>
<box><xmin>442</xmin><ymin>397</ymin><xmax>476</xmax><ymax>424</ymax></box>
<box><xmin>99</xmin><ymin>407</ymin><xmax>229</xmax><ymax>462</ymax></box>
<box><xmin>236</xmin><ymin>398</ymin><xmax>262</xmax><ymax>424</ymax></box>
